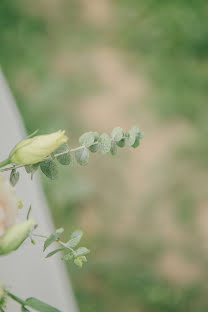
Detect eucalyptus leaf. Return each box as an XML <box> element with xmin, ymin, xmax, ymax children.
<box><xmin>131</xmin><ymin>125</ymin><xmax>140</xmax><ymax>134</ymax></box>
<box><xmin>132</xmin><ymin>136</ymin><xmax>140</xmax><ymax>148</ymax></box>
<box><xmin>54</xmin><ymin>144</ymin><xmax>71</xmax><ymax>165</ymax></box>
<box><xmin>89</xmin><ymin>143</ymin><xmax>99</xmax><ymax>153</ymax></box>
<box><xmin>73</xmin><ymin>247</ymin><xmax>90</xmax><ymax>257</ymax></box>
<box><xmin>79</xmin><ymin>132</ymin><xmax>96</xmax><ymax>148</ymax></box>
<box><xmin>25</xmin><ymin>297</ymin><xmax>61</xmax><ymax>312</ymax></box>
<box><xmin>75</xmin><ymin>147</ymin><xmax>90</xmax><ymax>166</ymax></box>
<box><xmin>64</xmin><ymin>230</ymin><xmax>83</xmax><ymax>248</ymax></box>
<box><xmin>111</xmin><ymin>127</ymin><xmax>123</xmax><ymax>142</ymax></box>
<box><xmin>46</xmin><ymin>247</ymin><xmax>64</xmax><ymax>258</ymax></box>
<box><xmin>138</xmin><ymin>131</ymin><xmax>145</xmax><ymax>139</ymax></box>
<box><xmin>99</xmin><ymin>133</ymin><xmax>111</xmax><ymax>154</ymax></box>
<box><xmin>40</xmin><ymin>160</ymin><xmax>58</xmax><ymax>179</ymax></box>
<box><xmin>10</xmin><ymin>169</ymin><xmax>20</xmax><ymax>186</ymax></box>
<box><xmin>125</xmin><ymin>130</ymin><xmax>136</xmax><ymax>146</ymax></box>
<box><xmin>116</xmin><ymin>138</ymin><xmax>125</xmax><ymax>148</ymax></box>
<box><xmin>110</xmin><ymin>141</ymin><xmax>117</xmax><ymax>155</ymax></box>
<box><xmin>43</xmin><ymin>228</ymin><xmax>64</xmax><ymax>251</ymax></box>
<box><xmin>25</xmin><ymin>163</ymin><xmax>40</xmax><ymax>180</ymax></box>
<box><xmin>61</xmin><ymin>252</ymin><xmax>73</xmax><ymax>261</ymax></box>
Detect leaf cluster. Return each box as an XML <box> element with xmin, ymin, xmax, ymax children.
<box><xmin>42</xmin><ymin>228</ymin><xmax>90</xmax><ymax>268</ymax></box>
<box><xmin>8</xmin><ymin>125</ymin><xmax>144</xmax><ymax>183</ymax></box>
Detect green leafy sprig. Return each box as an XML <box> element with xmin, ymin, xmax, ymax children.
<box><xmin>33</xmin><ymin>228</ymin><xmax>89</xmax><ymax>268</ymax></box>
<box><xmin>0</xmin><ymin>125</ymin><xmax>144</xmax><ymax>182</ymax></box>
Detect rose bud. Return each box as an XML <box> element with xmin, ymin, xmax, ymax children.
<box><xmin>0</xmin><ymin>219</ymin><xmax>34</xmax><ymax>255</ymax></box>
<box><xmin>9</xmin><ymin>130</ymin><xmax>68</xmax><ymax>165</ymax></box>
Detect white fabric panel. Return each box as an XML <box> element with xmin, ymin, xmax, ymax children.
<box><xmin>0</xmin><ymin>69</ymin><xmax>78</xmax><ymax>312</ymax></box>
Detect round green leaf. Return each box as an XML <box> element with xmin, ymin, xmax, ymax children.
<box><xmin>99</xmin><ymin>133</ymin><xmax>111</xmax><ymax>154</ymax></box>
<box><xmin>132</xmin><ymin>136</ymin><xmax>140</xmax><ymax>148</ymax></box>
<box><xmin>116</xmin><ymin>138</ymin><xmax>125</xmax><ymax>148</ymax></box>
<box><xmin>54</xmin><ymin>144</ymin><xmax>71</xmax><ymax>165</ymax></box>
<box><xmin>110</xmin><ymin>141</ymin><xmax>117</xmax><ymax>155</ymax></box>
<box><xmin>75</xmin><ymin>147</ymin><xmax>90</xmax><ymax>166</ymax></box>
<box><xmin>10</xmin><ymin>169</ymin><xmax>20</xmax><ymax>186</ymax></box>
<box><xmin>111</xmin><ymin>127</ymin><xmax>123</xmax><ymax>142</ymax></box>
<box><xmin>79</xmin><ymin>132</ymin><xmax>96</xmax><ymax>148</ymax></box>
<box><xmin>40</xmin><ymin>160</ymin><xmax>58</xmax><ymax>179</ymax></box>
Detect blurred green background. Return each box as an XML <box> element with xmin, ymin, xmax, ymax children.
<box><xmin>1</xmin><ymin>0</ymin><xmax>208</xmax><ymax>311</ymax></box>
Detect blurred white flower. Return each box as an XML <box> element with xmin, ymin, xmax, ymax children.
<box><xmin>0</xmin><ymin>176</ymin><xmax>18</xmax><ymax>236</ymax></box>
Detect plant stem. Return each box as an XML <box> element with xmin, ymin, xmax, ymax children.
<box><xmin>0</xmin><ymin>158</ymin><xmax>10</xmax><ymax>169</ymax></box>
<box><xmin>6</xmin><ymin>291</ymin><xmax>25</xmax><ymax>306</ymax></box>
<box><xmin>0</xmin><ymin>140</ymin><xmax>103</xmax><ymax>172</ymax></box>
<box><xmin>33</xmin><ymin>233</ymin><xmax>48</xmax><ymax>239</ymax></box>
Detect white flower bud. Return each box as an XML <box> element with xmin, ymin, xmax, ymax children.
<box><xmin>0</xmin><ymin>219</ymin><xmax>34</xmax><ymax>255</ymax></box>
<box><xmin>9</xmin><ymin>130</ymin><xmax>68</xmax><ymax>165</ymax></box>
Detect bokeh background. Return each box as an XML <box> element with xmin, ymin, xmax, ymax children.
<box><xmin>1</xmin><ymin>1</ymin><xmax>208</xmax><ymax>311</ymax></box>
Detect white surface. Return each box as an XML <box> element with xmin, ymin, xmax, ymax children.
<box><xmin>0</xmin><ymin>69</ymin><xmax>78</xmax><ymax>311</ymax></box>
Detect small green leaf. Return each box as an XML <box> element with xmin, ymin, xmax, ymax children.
<box><xmin>131</xmin><ymin>125</ymin><xmax>140</xmax><ymax>134</ymax></box>
<box><xmin>21</xmin><ymin>306</ymin><xmax>30</xmax><ymax>312</ymax></box>
<box><xmin>110</xmin><ymin>141</ymin><xmax>117</xmax><ymax>155</ymax></box>
<box><xmin>25</xmin><ymin>165</ymin><xmax>33</xmax><ymax>174</ymax></box>
<box><xmin>99</xmin><ymin>133</ymin><xmax>111</xmax><ymax>154</ymax></box>
<box><xmin>132</xmin><ymin>136</ymin><xmax>140</xmax><ymax>148</ymax></box>
<box><xmin>25</xmin><ymin>297</ymin><xmax>61</xmax><ymax>312</ymax></box>
<box><xmin>54</xmin><ymin>144</ymin><xmax>71</xmax><ymax>165</ymax></box>
<box><xmin>73</xmin><ymin>247</ymin><xmax>90</xmax><ymax>257</ymax></box>
<box><xmin>79</xmin><ymin>132</ymin><xmax>96</xmax><ymax>148</ymax></box>
<box><xmin>64</xmin><ymin>230</ymin><xmax>83</xmax><ymax>248</ymax></box>
<box><xmin>46</xmin><ymin>248</ymin><xmax>64</xmax><ymax>258</ymax></box>
<box><xmin>138</xmin><ymin>131</ymin><xmax>145</xmax><ymax>139</ymax></box>
<box><xmin>116</xmin><ymin>138</ymin><xmax>125</xmax><ymax>148</ymax></box>
<box><xmin>40</xmin><ymin>160</ymin><xmax>58</xmax><ymax>179</ymax></box>
<box><xmin>111</xmin><ymin>127</ymin><xmax>124</xmax><ymax>142</ymax></box>
<box><xmin>89</xmin><ymin>143</ymin><xmax>99</xmax><ymax>153</ymax></box>
<box><xmin>75</xmin><ymin>147</ymin><xmax>90</xmax><ymax>166</ymax></box>
<box><xmin>74</xmin><ymin>257</ymin><xmax>83</xmax><ymax>268</ymax></box>
<box><xmin>43</xmin><ymin>228</ymin><xmax>64</xmax><ymax>251</ymax></box>
<box><xmin>25</xmin><ymin>163</ymin><xmax>40</xmax><ymax>180</ymax></box>
<box><xmin>61</xmin><ymin>252</ymin><xmax>73</xmax><ymax>261</ymax></box>
<box><xmin>80</xmin><ymin>255</ymin><xmax>87</xmax><ymax>262</ymax></box>
<box><xmin>125</xmin><ymin>130</ymin><xmax>136</xmax><ymax>146</ymax></box>
<box><xmin>10</xmin><ymin>169</ymin><xmax>20</xmax><ymax>186</ymax></box>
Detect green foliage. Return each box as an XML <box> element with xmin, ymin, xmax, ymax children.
<box><xmin>40</xmin><ymin>160</ymin><xmax>58</xmax><ymax>180</ymax></box>
<box><xmin>54</xmin><ymin>144</ymin><xmax>71</xmax><ymax>166</ymax></box>
<box><xmin>99</xmin><ymin>133</ymin><xmax>111</xmax><ymax>155</ymax></box>
<box><xmin>64</xmin><ymin>230</ymin><xmax>83</xmax><ymax>248</ymax></box>
<box><xmin>1</xmin><ymin>126</ymin><xmax>143</xmax><ymax>184</ymax></box>
<box><xmin>24</xmin><ymin>297</ymin><xmax>61</xmax><ymax>312</ymax></box>
<box><xmin>45</xmin><ymin>248</ymin><xmax>65</xmax><ymax>259</ymax></box>
<box><xmin>41</xmin><ymin>229</ymin><xmax>90</xmax><ymax>268</ymax></box>
<box><xmin>79</xmin><ymin>132</ymin><xmax>98</xmax><ymax>148</ymax></box>
<box><xmin>43</xmin><ymin>228</ymin><xmax>64</xmax><ymax>251</ymax></box>
<box><xmin>9</xmin><ymin>168</ymin><xmax>20</xmax><ymax>186</ymax></box>
<box><xmin>111</xmin><ymin>127</ymin><xmax>124</xmax><ymax>142</ymax></box>
<box><xmin>110</xmin><ymin>141</ymin><xmax>117</xmax><ymax>156</ymax></box>
<box><xmin>25</xmin><ymin>163</ymin><xmax>40</xmax><ymax>180</ymax></box>
<box><xmin>75</xmin><ymin>147</ymin><xmax>90</xmax><ymax>166</ymax></box>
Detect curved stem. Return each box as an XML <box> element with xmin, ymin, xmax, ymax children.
<box><xmin>6</xmin><ymin>291</ymin><xmax>25</xmax><ymax>306</ymax></box>
<box><xmin>0</xmin><ymin>158</ymin><xmax>10</xmax><ymax>169</ymax></box>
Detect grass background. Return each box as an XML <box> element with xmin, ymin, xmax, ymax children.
<box><xmin>1</xmin><ymin>0</ymin><xmax>208</xmax><ymax>311</ymax></box>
